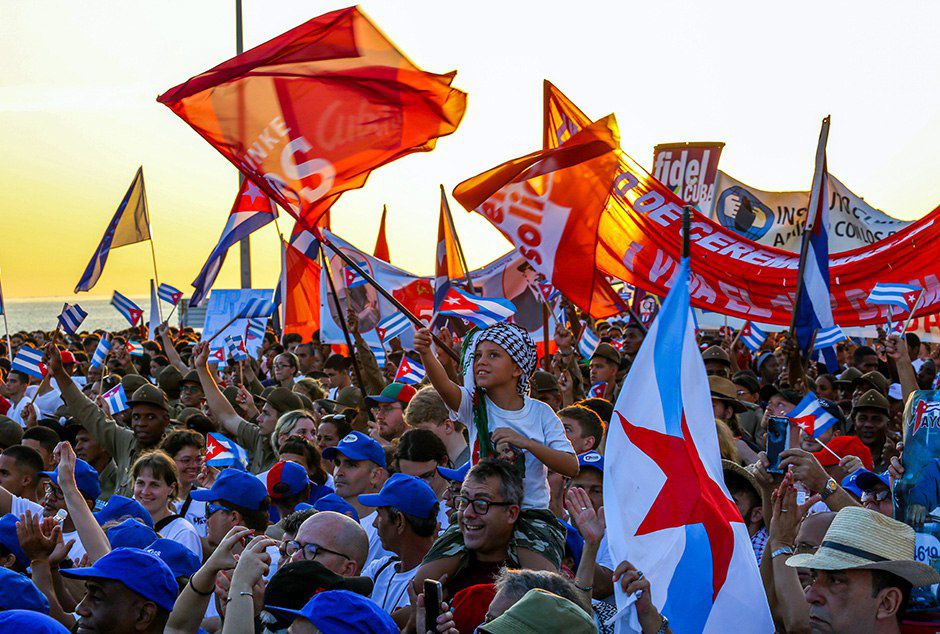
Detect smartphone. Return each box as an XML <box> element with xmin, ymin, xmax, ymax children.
<box><xmin>424</xmin><ymin>579</ymin><xmax>443</xmax><ymax>628</ymax></box>
<box><xmin>766</xmin><ymin>415</ymin><xmax>791</xmax><ymax>474</ymax></box>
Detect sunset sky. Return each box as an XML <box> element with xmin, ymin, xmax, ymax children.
<box><xmin>2</xmin><ymin>1</ymin><xmax>939</xmax><ymax>299</ymax></box>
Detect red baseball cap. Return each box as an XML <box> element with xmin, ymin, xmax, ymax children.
<box><xmin>60</xmin><ymin>350</ymin><xmax>76</xmax><ymax>365</ymax></box>
<box><xmin>813</xmin><ymin>435</ymin><xmax>873</xmax><ymax>470</ymax></box>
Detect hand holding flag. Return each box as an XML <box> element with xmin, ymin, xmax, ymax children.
<box><xmin>437</xmin><ymin>287</ymin><xmax>516</xmax><ymax>328</ymax></box>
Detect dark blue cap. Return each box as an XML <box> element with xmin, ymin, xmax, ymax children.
<box><xmin>322</xmin><ymin>432</ymin><xmax>386</xmax><ymax>468</ymax></box>
<box><xmin>60</xmin><ymin>547</ymin><xmax>178</xmax><ymax>612</ymax></box>
<box><xmin>577</xmin><ymin>451</ymin><xmax>604</xmax><ymax>473</ymax></box>
<box><xmin>267</xmin><ymin>589</ymin><xmax>398</xmax><ymax>633</ymax></box>
<box><xmin>106</xmin><ymin>518</ymin><xmax>158</xmax><ymax>550</ymax></box>
<box><xmin>40</xmin><ymin>458</ymin><xmax>100</xmax><ymax>501</ymax></box>
<box><xmin>0</xmin><ymin>514</ymin><xmax>27</xmax><ymax>566</ymax></box>
<box><xmin>841</xmin><ymin>469</ymin><xmax>891</xmax><ymax>497</ymax></box>
<box><xmin>191</xmin><ymin>468</ymin><xmax>268</xmax><ymax>511</ymax></box>
<box><xmin>0</xmin><ymin>610</ymin><xmax>69</xmax><ymax>633</ymax></box>
<box><xmin>146</xmin><ymin>538</ymin><xmax>202</xmax><ymax>579</ymax></box>
<box><xmin>94</xmin><ymin>495</ymin><xmax>154</xmax><ymax>527</ymax></box>
<box><xmin>437</xmin><ymin>461</ymin><xmax>470</xmax><ymax>483</ymax></box>
<box><xmin>359</xmin><ymin>473</ymin><xmax>439</xmax><ymax>520</ymax></box>
<box><xmin>0</xmin><ymin>567</ymin><xmax>50</xmax><ymax>613</ymax></box>
<box><xmin>312</xmin><ymin>493</ymin><xmax>360</xmax><ymax>522</ymax></box>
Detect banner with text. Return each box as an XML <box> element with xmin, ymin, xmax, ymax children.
<box><xmin>652</xmin><ymin>142</ymin><xmax>725</xmax><ymax>213</ymax></box>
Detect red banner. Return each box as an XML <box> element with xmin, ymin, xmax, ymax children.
<box><xmin>158</xmin><ymin>6</ymin><xmax>466</xmax><ymax>229</ymax></box>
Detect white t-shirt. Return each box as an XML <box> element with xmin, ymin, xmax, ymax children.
<box><xmin>156</xmin><ymin>516</ymin><xmax>203</xmax><ymax>558</ymax></box>
<box><xmin>360</xmin><ymin>510</ymin><xmax>394</xmax><ymax>569</ymax></box>
<box><xmin>174</xmin><ymin>493</ymin><xmax>208</xmax><ymax>538</ymax></box>
<box><xmin>451</xmin><ymin>387</ymin><xmax>575</xmax><ymax>509</ymax></box>
<box><xmin>8</xmin><ymin>395</ymin><xmax>42</xmax><ymax>427</ymax></box>
<box><xmin>63</xmin><ymin>529</ymin><xmax>87</xmax><ymax>563</ymax></box>
<box><xmin>31</xmin><ymin>381</ymin><xmax>64</xmax><ymax>418</ymax></box>
<box><xmin>11</xmin><ymin>495</ymin><xmax>44</xmax><ymax>518</ymax></box>
<box><xmin>363</xmin><ymin>555</ymin><xmax>416</xmax><ymax>613</ymax></box>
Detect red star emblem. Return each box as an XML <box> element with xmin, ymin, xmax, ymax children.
<box><xmin>616</xmin><ymin>411</ymin><xmax>742</xmax><ymax>601</ymax></box>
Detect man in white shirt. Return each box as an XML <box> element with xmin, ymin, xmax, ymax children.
<box><xmin>2</xmin><ymin>371</ymin><xmax>42</xmax><ymax>427</ymax></box>
<box><xmin>0</xmin><ymin>445</ymin><xmax>45</xmax><ymax>516</ymax></box>
<box><xmin>358</xmin><ymin>473</ymin><xmax>440</xmax><ymax>616</ymax></box>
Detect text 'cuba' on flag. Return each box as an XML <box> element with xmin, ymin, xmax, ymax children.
<box><xmin>157</xmin><ymin>6</ymin><xmax>466</xmax><ymax>230</ymax></box>
<box><xmin>604</xmin><ymin>257</ymin><xmax>773</xmax><ymax>632</ymax></box>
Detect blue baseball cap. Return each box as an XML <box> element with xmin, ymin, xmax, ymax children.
<box><xmin>322</xmin><ymin>432</ymin><xmax>386</xmax><ymax>468</ymax></box>
<box><xmin>0</xmin><ymin>568</ymin><xmax>49</xmax><ymax>613</ymax></box>
<box><xmin>0</xmin><ymin>514</ymin><xmax>27</xmax><ymax>566</ymax></box>
<box><xmin>437</xmin><ymin>461</ymin><xmax>470</xmax><ymax>483</ymax></box>
<box><xmin>40</xmin><ymin>458</ymin><xmax>100</xmax><ymax>501</ymax></box>
<box><xmin>577</xmin><ymin>451</ymin><xmax>604</xmax><ymax>474</ymax></box>
<box><xmin>94</xmin><ymin>495</ymin><xmax>154</xmax><ymax>527</ymax></box>
<box><xmin>146</xmin><ymin>538</ymin><xmax>202</xmax><ymax>579</ymax></box>
<box><xmin>106</xmin><ymin>518</ymin><xmax>158</xmax><ymax>550</ymax></box>
<box><xmin>0</xmin><ymin>610</ymin><xmax>68</xmax><ymax>633</ymax></box>
<box><xmin>60</xmin><ymin>547</ymin><xmax>178</xmax><ymax>612</ymax></box>
<box><xmin>312</xmin><ymin>493</ymin><xmax>360</xmax><ymax>522</ymax></box>
<box><xmin>267</xmin><ymin>460</ymin><xmax>310</xmax><ymax>500</ymax></box>
<box><xmin>841</xmin><ymin>469</ymin><xmax>891</xmax><ymax>497</ymax></box>
<box><xmin>359</xmin><ymin>473</ymin><xmax>439</xmax><ymax>520</ymax></box>
<box><xmin>191</xmin><ymin>468</ymin><xmax>269</xmax><ymax>511</ymax></box>
<box><xmin>267</xmin><ymin>589</ymin><xmax>398</xmax><ymax>634</ymax></box>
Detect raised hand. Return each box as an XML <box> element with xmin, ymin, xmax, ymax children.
<box><xmin>564</xmin><ymin>487</ymin><xmax>605</xmax><ymax>545</ymax></box>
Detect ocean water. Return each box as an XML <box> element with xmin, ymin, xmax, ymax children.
<box><xmin>2</xmin><ymin>296</ymin><xmax>166</xmax><ymax>333</ymax></box>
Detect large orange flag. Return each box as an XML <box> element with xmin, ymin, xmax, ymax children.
<box><xmin>158</xmin><ymin>6</ymin><xmax>467</xmax><ymax>229</ymax></box>
<box><xmin>282</xmin><ymin>241</ymin><xmax>322</xmax><ymax>342</ymax></box>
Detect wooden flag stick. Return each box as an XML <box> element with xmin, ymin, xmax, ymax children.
<box><xmin>898</xmin><ymin>290</ymin><xmax>925</xmax><ymax>337</ymax></box>
<box><xmin>319</xmin><ymin>249</ymin><xmax>367</xmax><ymax>395</ymax></box>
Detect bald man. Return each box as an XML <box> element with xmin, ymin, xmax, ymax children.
<box><xmin>289</xmin><ymin>511</ymin><xmax>369</xmax><ymax>577</ymax></box>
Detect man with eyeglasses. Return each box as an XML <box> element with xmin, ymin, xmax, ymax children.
<box><xmin>191</xmin><ymin>469</ymin><xmax>271</xmax><ymax>555</ymax></box>
<box><xmin>177</xmin><ymin>371</ymin><xmax>205</xmax><ymax>408</ymax></box>
<box><xmin>366</xmin><ymin>383</ymin><xmax>415</xmax><ymax>445</ymax></box>
<box><xmin>843</xmin><ymin>468</ymin><xmax>894</xmax><ymax>518</ymax></box>
<box><xmin>287</xmin><ymin>510</ymin><xmax>370</xmax><ymax>577</ymax></box>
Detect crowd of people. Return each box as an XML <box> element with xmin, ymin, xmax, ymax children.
<box><xmin>0</xmin><ymin>305</ymin><xmax>936</xmax><ymax>633</ymax></box>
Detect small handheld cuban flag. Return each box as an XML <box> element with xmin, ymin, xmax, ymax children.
<box><xmin>225</xmin><ymin>335</ymin><xmax>248</xmax><ymax>362</ymax></box>
<box><xmin>437</xmin><ymin>287</ymin><xmax>516</xmax><ymax>328</ymax></box>
<box><xmin>578</xmin><ymin>327</ymin><xmax>600</xmax><ymax>359</ymax></box>
<box><xmin>239</xmin><ymin>298</ymin><xmax>275</xmax><ymax>319</ymax></box>
<box><xmin>126</xmin><ymin>342</ymin><xmax>144</xmax><ymax>357</ymax></box>
<box><xmin>246</xmin><ymin>318</ymin><xmax>266</xmax><ymax>341</ymax></box>
<box><xmin>867</xmin><ymin>282</ymin><xmax>922</xmax><ymax>314</ymax></box>
<box><xmin>787</xmin><ymin>392</ymin><xmax>838</xmax><ymax>438</ymax></box>
<box><xmin>536</xmin><ymin>281</ymin><xmax>559</xmax><ymax>304</ymax></box>
<box><xmin>343</xmin><ymin>261</ymin><xmax>369</xmax><ymax>289</ymax></box>
<box><xmin>371</xmin><ymin>345</ymin><xmax>387</xmax><ymax>368</ymax></box>
<box><xmin>111</xmin><ymin>291</ymin><xmax>143</xmax><ymax>326</ymax></box>
<box><xmin>739</xmin><ymin>322</ymin><xmax>768</xmax><ymax>352</ymax></box>
<box><xmin>395</xmin><ymin>357</ymin><xmax>426</xmax><ymax>385</ymax></box>
<box><xmin>57</xmin><ymin>304</ymin><xmax>88</xmax><ymax>335</ymax></box>
<box><xmin>12</xmin><ymin>346</ymin><xmax>46</xmax><ymax>379</ymax></box>
<box><xmin>102</xmin><ymin>383</ymin><xmax>129</xmax><ymax>415</ymax></box>
<box><xmin>90</xmin><ymin>336</ymin><xmax>111</xmax><ymax>369</ymax></box>
<box><xmin>157</xmin><ymin>283</ymin><xmax>183</xmax><ymax>306</ymax></box>
<box><xmin>812</xmin><ymin>324</ymin><xmax>847</xmax><ymax>373</ymax></box>
<box><xmin>375</xmin><ymin>312</ymin><xmax>411</xmax><ymax>342</ymax></box>
<box><xmin>587</xmin><ymin>381</ymin><xmax>607</xmax><ymax>399</ymax></box>
<box><xmin>205</xmin><ymin>432</ymin><xmax>249</xmax><ymax>469</ymax></box>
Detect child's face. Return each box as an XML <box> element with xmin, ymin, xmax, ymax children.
<box><xmin>473</xmin><ymin>340</ymin><xmax>521</xmax><ymax>390</ymax></box>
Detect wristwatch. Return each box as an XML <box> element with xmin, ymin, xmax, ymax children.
<box><xmin>820</xmin><ymin>478</ymin><xmax>838</xmax><ymax>500</ymax></box>
<box><xmin>657</xmin><ymin>616</ymin><xmax>669</xmax><ymax>634</ymax></box>
<box><xmin>771</xmin><ymin>546</ymin><xmax>794</xmax><ymax>558</ymax></box>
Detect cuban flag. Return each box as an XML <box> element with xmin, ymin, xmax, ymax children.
<box><xmin>537</xmin><ymin>280</ymin><xmax>560</xmax><ymax>304</ymax></box>
<box><xmin>605</xmin><ymin>257</ymin><xmax>773</xmax><ymax>633</ymax></box>
<box><xmin>343</xmin><ymin>261</ymin><xmax>369</xmax><ymax>289</ymax></box>
<box><xmin>578</xmin><ymin>327</ymin><xmax>600</xmax><ymax>359</ymax></box>
<box><xmin>126</xmin><ymin>342</ymin><xmax>144</xmax><ymax>357</ymax></box>
<box><xmin>90</xmin><ymin>336</ymin><xmax>111</xmax><ymax>369</ymax></box>
<box><xmin>57</xmin><ymin>304</ymin><xmax>88</xmax><ymax>335</ymax></box>
<box><xmin>205</xmin><ymin>432</ymin><xmax>248</xmax><ymax>469</ymax></box>
<box><xmin>12</xmin><ymin>346</ymin><xmax>46</xmax><ymax>379</ymax></box>
<box><xmin>867</xmin><ymin>283</ymin><xmax>922</xmax><ymax>327</ymax></box>
<box><xmin>437</xmin><ymin>287</ymin><xmax>516</xmax><ymax>328</ymax></box>
<box><xmin>102</xmin><ymin>383</ymin><xmax>129</xmax><ymax>415</ymax></box>
<box><xmin>812</xmin><ymin>324</ymin><xmax>847</xmax><ymax>373</ymax></box>
<box><xmin>239</xmin><ymin>298</ymin><xmax>275</xmax><ymax>319</ymax></box>
<box><xmin>246</xmin><ymin>318</ymin><xmax>266</xmax><ymax>341</ymax></box>
<box><xmin>225</xmin><ymin>335</ymin><xmax>248</xmax><ymax>362</ymax></box>
<box><xmin>190</xmin><ymin>179</ymin><xmax>277</xmax><ymax>306</ymax></box>
<box><xmin>587</xmin><ymin>381</ymin><xmax>607</xmax><ymax>399</ymax></box>
<box><xmin>111</xmin><ymin>291</ymin><xmax>143</xmax><ymax>326</ymax></box>
<box><xmin>739</xmin><ymin>322</ymin><xmax>768</xmax><ymax>353</ymax></box>
<box><xmin>433</xmin><ymin>188</ymin><xmax>470</xmax><ymax>324</ymax></box>
<box><xmin>371</xmin><ymin>345</ymin><xmax>387</xmax><ymax>368</ymax></box>
<box><xmin>157</xmin><ymin>283</ymin><xmax>183</xmax><ymax>306</ymax></box>
<box><xmin>375</xmin><ymin>312</ymin><xmax>411</xmax><ymax>342</ymax></box>
<box><xmin>793</xmin><ymin>117</ymin><xmax>835</xmax><ymax>354</ymax></box>
<box><xmin>395</xmin><ymin>357</ymin><xmax>426</xmax><ymax>385</ymax></box>
<box><xmin>787</xmin><ymin>392</ymin><xmax>838</xmax><ymax>438</ymax></box>
<box><xmin>289</xmin><ymin>227</ymin><xmax>320</xmax><ymax>260</ymax></box>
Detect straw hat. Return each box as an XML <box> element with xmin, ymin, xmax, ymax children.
<box><xmin>786</xmin><ymin>507</ymin><xmax>940</xmax><ymax>587</ymax></box>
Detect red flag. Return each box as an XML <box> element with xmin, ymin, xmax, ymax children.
<box><xmin>158</xmin><ymin>7</ymin><xmax>467</xmax><ymax>230</ymax></box>
<box><xmin>373</xmin><ymin>205</ymin><xmax>391</xmax><ymax>262</ymax></box>
<box><xmin>283</xmin><ymin>242</ymin><xmax>322</xmax><ymax>342</ymax></box>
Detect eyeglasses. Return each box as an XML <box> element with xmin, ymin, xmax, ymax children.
<box><xmin>43</xmin><ymin>483</ymin><xmax>64</xmax><ymax>500</ymax></box>
<box><xmin>273</xmin><ymin>363</ymin><xmax>294</xmax><ymax>370</ymax></box>
<box><xmin>861</xmin><ymin>489</ymin><xmax>891</xmax><ymax>503</ymax></box>
<box><xmin>284</xmin><ymin>540</ymin><xmax>351</xmax><ymax>562</ymax></box>
<box><xmin>454</xmin><ymin>495</ymin><xmax>513</xmax><ymax>515</ymax></box>
<box><xmin>371</xmin><ymin>404</ymin><xmax>402</xmax><ymax>415</ymax></box>
<box><xmin>413</xmin><ymin>467</ymin><xmax>439</xmax><ymax>482</ymax></box>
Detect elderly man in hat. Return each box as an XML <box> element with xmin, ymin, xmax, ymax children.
<box><xmin>786</xmin><ymin>506</ymin><xmax>940</xmax><ymax>633</ymax></box>
<box><xmin>44</xmin><ymin>343</ymin><xmax>171</xmax><ymax>497</ymax></box>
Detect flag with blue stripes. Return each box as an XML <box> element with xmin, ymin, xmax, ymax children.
<box><xmin>395</xmin><ymin>357</ymin><xmax>426</xmax><ymax>385</ymax></box>
<box><xmin>206</xmin><ymin>432</ymin><xmax>249</xmax><ymax>469</ymax></box>
<box><xmin>343</xmin><ymin>261</ymin><xmax>369</xmax><ymax>289</ymax></box>
<box><xmin>157</xmin><ymin>283</ymin><xmax>183</xmax><ymax>306</ymax></box>
<box><xmin>814</xmin><ymin>325</ymin><xmax>847</xmax><ymax>349</ymax></box>
<box><xmin>102</xmin><ymin>383</ymin><xmax>129</xmax><ymax>415</ymax></box>
<box><xmin>57</xmin><ymin>304</ymin><xmax>88</xmax><ymax>335</ymax></box>
<box><xmin>739</xmin><ymin>322</ymin><xmax>768</xmax><ymax>352</ymax></box>
<box><xmin>537</xmin><ymin>281</ymin><xmax>560</xmax><ymax>304</ymax></box>
<box><xmin>126</xmin><ymin>342</ymin><xmax>144</xmax><ymax>357</ymax></box>
<box><xmin>239</xmin><ymin>298</ymin><xmax>275</xmax><ymax>319</ymax></box>
<box><xmin>90</xmin><ymin>336</ymin><xmax>111</xmax><ymax>369</ymax></box>
<box><xmin>587</xmin><ymin>381</ymin><xmax>607</xmax><ymax>398</ymax></box>
<box><xmin>867</xmin><ymin>283</ymin><xmax>922</xmax><ymax>314</ymax></box>
<box><xmin>111</xmin><ymin>291</ymin><xmax>143</xmax><ymax>326</ymax></box>
<box><xmin>371</xmin><ymin>345</ymin><xmax>387</xmax><ymax>368</ymax></box>
<box><xmin>578</xmin><ymin>327</ymin><xmax>600</xmax><ymax>359</ymax></box>
<box><xmin>437</xmin><ymin>286</ymin><xmax>516</xmax><ymax>328</ymax></box>
<box><xmin>787</xmin><ymin>392</ymin><xmax>838</xmax><ymax>438</ymax></box>
<box><xmin>375</xmin><ymin>311</ymin><xmax>411</xmax><ymax>342</ymax></box>
<box><xmin>246</xmin><ymin>318</ymin><xmax>266</xmax><ymax>341</ymax></box>
<box><xmin>12</xmin><ymin>346</ymin><xmax>45</xmax><ymax>379</ymax></box>
<box><xmin>225</xmin><ymin>335</ymin><xmax>248</xmax><ymax>362</ymax></box>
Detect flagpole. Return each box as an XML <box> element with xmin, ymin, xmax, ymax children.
<box><xmin>317</xmin><ymin>233</ymin><xmax>460</xmax><ymax>362</ymax></box>
<box><xmin>0</xmin><ymin>267</ymin><xmax>10</xmax><ymax>362</ymax></box>
<box><xmin>899</xmin><ymin>290</ymin><xmax>925</xmax><ymax>336</ymax></box>
<box><xmin>319</xmin><ymin>250</ymin><xmax>367</xmax><ymax>396</ymax></box>
<box><xmin>139</xmin><ymin>168</ymin><xmax>164</xmax><ymax>323</ymax></box>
